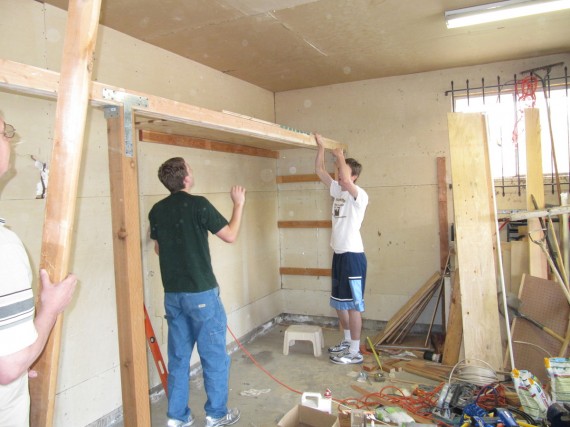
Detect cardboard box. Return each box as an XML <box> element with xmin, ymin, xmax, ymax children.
<box><xmin>278</xmin><ymin>404</ymin><xmax>340</xmax><ymax>427</ymax></box>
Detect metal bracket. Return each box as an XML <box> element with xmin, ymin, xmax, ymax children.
<box><xmin>102</xmin><ymin>88</ymin><xmax>149</xmax><ymax>157</ymax></box>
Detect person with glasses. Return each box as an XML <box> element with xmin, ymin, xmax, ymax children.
<box><xmin>0</xmin><ymin>115</ymin><xmax>77</xmax><ymax>427</ymax></box>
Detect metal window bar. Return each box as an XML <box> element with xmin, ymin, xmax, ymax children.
<box><xmin>446</xmin><ymin>66</ymin><xmax>570</xmax><ymax>197</ymax></box>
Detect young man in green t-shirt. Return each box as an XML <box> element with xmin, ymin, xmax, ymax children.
<box><xmin>149</xmin><ymin>157</ymin><xmax>245</xmax><ymax>427</ymax></box>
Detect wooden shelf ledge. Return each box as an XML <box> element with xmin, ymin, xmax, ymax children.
<box><xmin>280</xmin><ymin>267</ymin><xmax>331</xmax><ymax>276</ymax></box>
<box><xmin>278</xmin><ymin>220</ymin><xmax>332</xmax><ymax>228</ymax></box>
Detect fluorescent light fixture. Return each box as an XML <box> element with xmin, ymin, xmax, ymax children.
<box><xmin>445</xmin><ymin>0</ymin><xmax>570</xmax><ymax>28</ymax></box>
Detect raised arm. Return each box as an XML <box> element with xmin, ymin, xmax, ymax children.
<box><xmin>314</xmin><ymin>133</ymin><xmax>333</xmax><ymax>187</ymax></box>
<box><xmin>216</xmin><ymin>186</ymin><xmax>246</xmax><ymax>243</ymax></box>
<box><xmin>333</xmin><ymin>148</ymin><xmax>359</xmax><ymax>199</ymax></box>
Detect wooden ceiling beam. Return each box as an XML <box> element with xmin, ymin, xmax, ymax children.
<box><xmin>0</xmin><ymin>58</ymin><xmax>346</xmax><ymax>152</ymax></box>
<box><xmin>139</xmin><ymin>129</ymin><xmax>279</xmax><ymax>159</ymax></box>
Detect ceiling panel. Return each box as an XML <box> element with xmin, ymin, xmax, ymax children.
<box><xmin>42</xmin><ymin>0</ymin><xmax>570</xmax><ymax>92</ymax></box>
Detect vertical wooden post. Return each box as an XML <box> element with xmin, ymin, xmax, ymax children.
<box><xmin>437</xmin><ymin>157</ymin><xmax>449</xmax><ymax>332</ymax></box>
<box><xmin>105</xmin><ymin>106</ymin><xmax>151</xmax><ymax>426</ymax></box>
<box><xmin>437</xmin><ymin>157</ymin><xmax>450</xmax><ymax>272</ymax></box>
<box><xmin>29</xmin><ymin>1</ymin><xmax>101</xmax><ymax>426</ymax></box>
<box><xmin>526</xmin><ymin>108</ymin><xmax>548</xmax><ymax>279</ymax></box>
<box><xmin>448</xmin><ymin>112</ymin><xmax>503</xmax><ymax>370</ymax></box>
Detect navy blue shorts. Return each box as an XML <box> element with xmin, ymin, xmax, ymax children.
<box><xmin>330</xmin><ymin>252</ymin><xmax>367</xmax><ymax>312</ymax></box>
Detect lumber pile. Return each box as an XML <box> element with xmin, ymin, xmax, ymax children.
<box><xmin>372</xmin><ymin>272</ymin><xmax>442</xmax><ymax>346</ymax></box>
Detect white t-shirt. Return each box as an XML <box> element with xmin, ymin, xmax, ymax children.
<box><xmin>329</xmin><ymin>181</ymin><xmax>368</xmax><ymax>253</ymax></box>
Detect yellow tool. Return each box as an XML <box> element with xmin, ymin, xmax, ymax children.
<box><xmin>366</xmin><ymin>336</ymin><xmax>383</xmax><ymax>371</ymax></box>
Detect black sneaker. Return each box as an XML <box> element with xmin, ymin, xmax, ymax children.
<box><xmin>329</xmin><ymin>349</ymin><xmax>363</xmax><ymax>364</ymax></box>
<box><xmin>328</xmin><ymin>340</ymin><xmax>350</xmax><ymax>354</ymax></box>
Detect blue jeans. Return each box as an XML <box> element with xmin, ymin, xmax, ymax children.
<box><xmin>164</xmin><ymin>288</ymin><xmax>230</xmax><ymax>421</ymax></box>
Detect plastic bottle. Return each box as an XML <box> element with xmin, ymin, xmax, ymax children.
<box><xmin>323</xmin><ymin>388</ymin><xmax>332</xmax><ymax>414</ymax></box>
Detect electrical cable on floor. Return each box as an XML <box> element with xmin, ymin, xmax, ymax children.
<box><xmin>228</xmin><ymin>324</ymin><xmax>438</xmax><ymax>416</ymax></box>
<box><xmin>226</xmin><ymin>325</ymin><xmax>303</xmax><ymax>396</ymax></box>
<box><xmin>448</xmin><ymin>359</ymin><xmax>500</xmax><ymax>387</ymax></box>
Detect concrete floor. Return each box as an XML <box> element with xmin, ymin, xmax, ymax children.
<box><xmin>112</xmin><ymin>322</ymin><xmax>437</xmax><ymax>427</ymax></box>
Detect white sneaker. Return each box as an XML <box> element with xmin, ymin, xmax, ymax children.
<box><xmin>329</xmin><ymin>349</ymin><xmax>363</xmax><ymax>364</ymax></box>
<box><xmin>328</xmin><ymin>340</ymin><xmax>350</xmax><ymax>354</ymax></box>
<box><xmin>205</xmin><ymin>408</ymin><xmax>240</xmax><ymax>427</ymax></box>
<box><xmin>167</xmin><ymin>413</ymin><xmax>195</xmax><ymax>427</ymax></box>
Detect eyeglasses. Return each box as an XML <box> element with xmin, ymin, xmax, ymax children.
<box><xmin>2</xmin><ymin>123</ymin><xmax>16</xmax><ymax>139</ymax></box>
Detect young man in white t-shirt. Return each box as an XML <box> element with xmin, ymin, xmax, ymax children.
<box><xmin>314</xmin><ymin>133</ymin><xmax>369</xmax><ymax>364</ymax></box>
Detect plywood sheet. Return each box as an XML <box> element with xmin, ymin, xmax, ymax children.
<box><xmin>448</xmin><ymin>112</ymin><xmax>503</xmax><ymax>370</ymax></box>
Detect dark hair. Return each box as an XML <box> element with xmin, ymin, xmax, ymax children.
<box><xmin>345</xmin><ymin>158</ymin><xmax>362</xmax><ymax>178</ymax></box>
<box><xmin>158</xmin><ymin>157</ymin><xmax>187</xmax><ymax>193</ymax></box>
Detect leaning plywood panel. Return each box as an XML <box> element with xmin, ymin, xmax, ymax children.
<box><xmin>448</xmin><ymin>112</ymin><xmax>503</xmax><ymax>370</ymax></box>
<box><xmin>29</xmin><ymin>1</ymin><xmax>102</xmax><ymax>426</ymax></box>
<box><xmin>0</xmin><ymin>59</ymin><xmax>346</xmax><ymax>152</ymax></box>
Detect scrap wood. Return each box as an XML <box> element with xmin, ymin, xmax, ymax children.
<box><xmin>373</xmin><ymin>272</ymin><xmax>442</xmax><ymax>345</ymax></box>
<box><xmin>394</xmin><ymin>360</ymin><xmax>451</xmax><ymax>383</ymax></box>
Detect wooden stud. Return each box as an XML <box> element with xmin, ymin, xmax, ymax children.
<box><xmin>139</xmin><ymin>129</ymin><xmax>279</xmax><ymax>159</ymax></box>
<box><xmin>277</xmin><ymin>220</ymin><xmax>332</xmax><ymax>228</ymax></box>
<box><xmin>106</xmin><ymin>108</ymin><xmax>151</xmax><ymax>426</ymax></box>
<box><xmin>526</xmin><ymin>108</ymin><xmax>548</xmax><ymax>279</ymax></box>
<box><xmin>29</xmin><ymin>1</ymin><xmax>102</xmax><ymax>426</ymax></box>
<box><xmin>279</xmin><ymin>267</ymin><xmax>331</xmax><ymax>276</ymax></box>
<box><xmin>442</xmin><ymin>270</ymin><xmax>463</xmax><ymax>366</ymax></box>
<box><xmin>276</xmin><ymin>174</ymin><xmax>322</xmax><ymax>183</ymax></box>
<box><xmin>448</xmin><ymin>112</ymin><xmax>503</xmax><ymax>370</ymax></box>
<box><xmin>0</xmin><ymin>59</ymin><xmax>346</xmax><ymax>152</ymax></box>
<box><xmin>437</xmin><ymin>157</ymin><xmax>449</xmax><ymax>272</ymax></box>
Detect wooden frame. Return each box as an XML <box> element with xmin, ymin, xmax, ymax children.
<box><xmin>0</xmin><ymin>33</ymin><xmax>347</xmax><ymax>427</ymax></box>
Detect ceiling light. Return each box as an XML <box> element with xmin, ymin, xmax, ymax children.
<box><xmin>445</xmin><ymin>0</ymin><xmax>570</xmax><ymax>28</ymax></box>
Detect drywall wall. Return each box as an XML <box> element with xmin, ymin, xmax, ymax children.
<box><xmin>275</xmin><ymin>52</ymin><xmax>570</xmax><ymax>325</ymax></box>
<box><xmin>0</xmin><ymin>1</ymin><xmax>280</xmax><ymax>426</ymax></box>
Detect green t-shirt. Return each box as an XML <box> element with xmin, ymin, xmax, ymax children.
<box><xmin>149</xmin><ymin>191</ymin><xmax>228</xmax><ymax>293</ymax></box>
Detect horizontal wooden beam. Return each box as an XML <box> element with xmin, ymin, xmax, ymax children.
<box><xmin>139</xmin><ymin>130</ymin><xmax>279</xmax><ymax>159</ymax></box>
<box><xmin>280</xmin><ymin>267</ymin><xmax>331</xmax><ymax>276</ymax></box>
<box><xmin>276</xmin><ymin>174</ymin><xmax>322</xmax><ymax>183</ymax></box>
<box><xmin>0</xmin><ymin>59</ymin><xmax>347</xmax><ymax>152</ymax></box>
<box><xmin>500</xmin><ymin>206</ymin><xmax>570</xmax><ymax>220</ymax></box>
<box><xmin>277</xmin><ymin>220</ymin><xmax>332</xmax><ymax>228</ymax></box>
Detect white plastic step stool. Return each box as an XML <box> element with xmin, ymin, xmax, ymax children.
<box><xmin>283</xmin><ymin>325</ymin><xmax>324</xmax><ymax>357</ymax></box>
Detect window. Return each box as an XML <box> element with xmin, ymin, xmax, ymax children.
<box><xmin>454</xmin><ymin>82</ymin><xmax>570</xmax><ymax>188</ymax></box>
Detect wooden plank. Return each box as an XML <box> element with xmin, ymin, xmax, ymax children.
<box><xmin>437</xmin><ymin>157</ymin><xmax>449</xmax><ymax>272</ymax></box>
<box><xmin>373</xmin><ymin>272</ymin><xmax>440</xmax><ymax>345</ymax></box>
<box><xmin>276</xmin><ymin>174</ymin><xmax>322</xmax><ymax>183</ymax></box>
<box><xmin>279</xmin><ymin>267</ymin><xmax>331</xmax><ymax>276</ymax></box>
<box><xmin>0</xmin><ymin>59</ymin><xmax>347</xmax><ymax>152</ymax></box>
<box><xmin>447</xmin><ymin>112</ymin><xmax>503</xmax><ymax>370</ymax></box>
<box><xmin>106</xmin><ymin>108</ymin><xmax>151</xmax><ymax>425</ymax></box>
<box><xmin>277</xmin><ymin>220</ymin><xmax>332</xmax><ymax>228</ymax></box>
<box><xmin>442</xmin><ymin>270</ymin><xmax>463</xmax><ymax>366</ymax></box>
<box><xmin>525</xmin><ymin>108</ymin><xmax>548</xmax><ymax>279</ymax></box>
<box><xmin>507</xmin><ymin>206</ymin><xmax>570</xmax><ymax>221</ymax></box>
<box><xmin>29</xmin><ymin>1</ymin><xmax>102</xmax><ymax>426</ymax></box>
<box><xmin>138</xmin><ymin>129</ymin><xmax>279</xmax><ymax>159</ymax></box>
